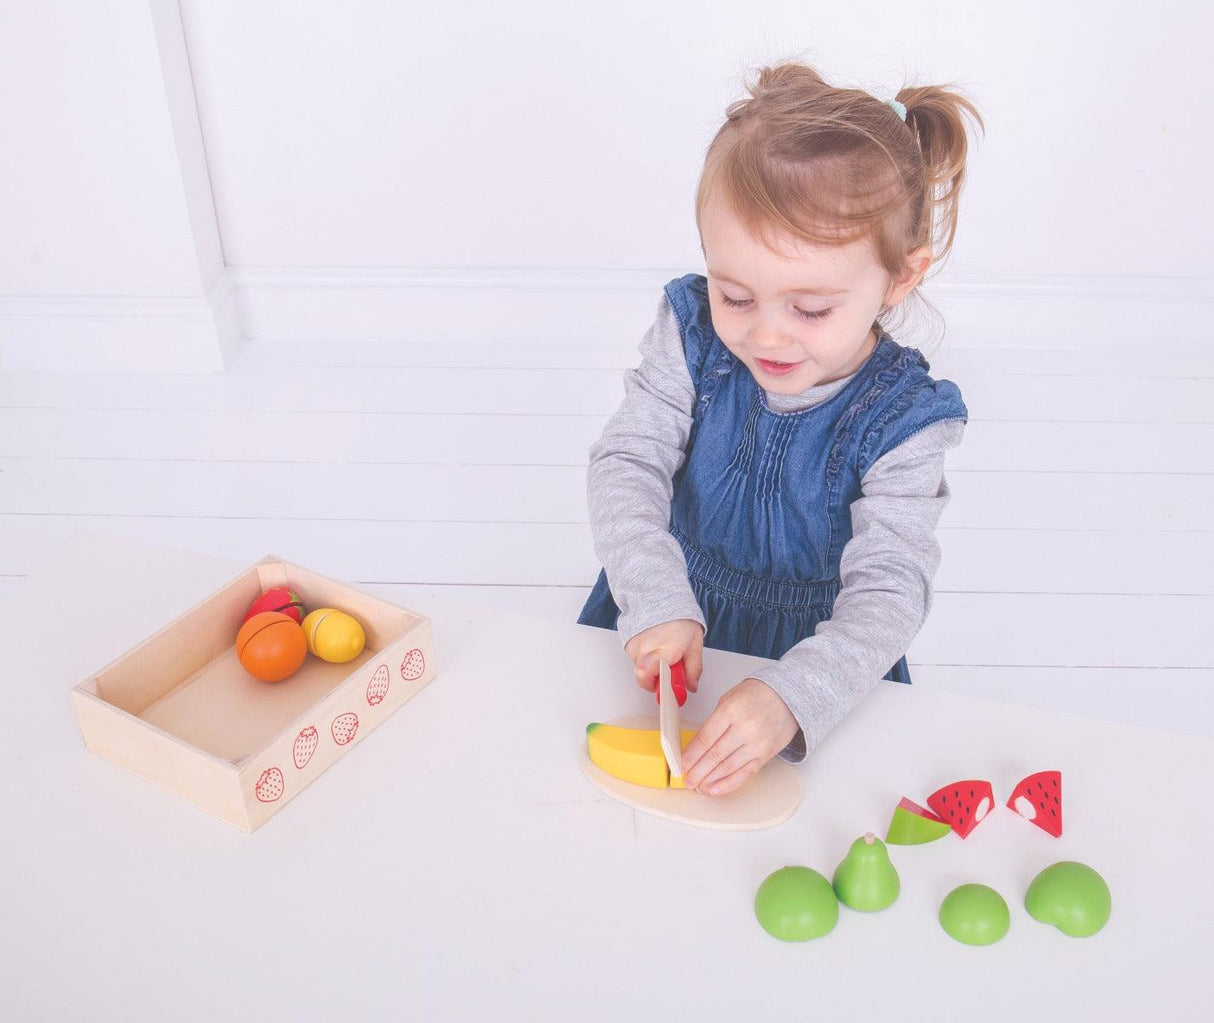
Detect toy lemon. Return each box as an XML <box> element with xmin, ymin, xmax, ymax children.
<box><xmin>301</xmin><ymin>608</ymin><xmax>366</xmax><ymax>663</ymax></box>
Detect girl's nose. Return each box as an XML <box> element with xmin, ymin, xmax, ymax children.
<box><xmin>752</xmin><ymin>318</ymin><xmax>786</xmax><ymax>351</ymax></box>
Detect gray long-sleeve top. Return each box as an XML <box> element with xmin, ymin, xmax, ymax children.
<box><xmin>587</xmin><ymin>293</ymin><xmax>965</xmax><ymax>761</ymax></box>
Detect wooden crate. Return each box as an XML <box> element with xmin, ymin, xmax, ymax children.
<box><xmin>71</xmin><ymin>555</ymin><xmax>436</xmax><ymax>832</ymax></box>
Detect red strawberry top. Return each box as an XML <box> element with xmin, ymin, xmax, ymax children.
<box><xmin>243</xmin><ymin>586</ymin><xmax>305</xmax><ymax>625</ymax></box>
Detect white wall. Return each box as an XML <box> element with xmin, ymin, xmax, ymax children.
<box><xmin>0</xmin><ymin>0</ymin><xmax>238</xmax><ymax>370</ymax></box>
<box><xmin>2</xmin><ymin>0</ymin><xmax>1210</xmax><ymax>367</ymax></box>
<box><xmin>184</xmin><ymin>0</ymin><xmax>1213</xmax><ymax>350</ymax></box>
<box><xmin>185</xmin><ymin>0</ymin><xmax>1211</xmax><ymax>277</ymax></box>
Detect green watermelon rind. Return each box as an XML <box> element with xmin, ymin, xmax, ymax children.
<box><xmin>886</xmin><ymin>803</ymin><xmax>953</xmax><ymax>845</ymax></box>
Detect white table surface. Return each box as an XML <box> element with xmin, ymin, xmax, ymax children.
<box><xmin>2</xmin><ymin>533</ymin><xmax>1211</xmax><ymax>1022</ymax></box>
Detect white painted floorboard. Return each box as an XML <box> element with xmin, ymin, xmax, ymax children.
<box><xmin>1</xmin><ymin>341</ymin><xmax>1209</xmax><ymax>733</ymax></box>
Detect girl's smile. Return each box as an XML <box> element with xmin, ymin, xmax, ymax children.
<box><xmin>754</xmin><ymin>357</ymin><xmax>805</xmax><ymax>378</ymax></box>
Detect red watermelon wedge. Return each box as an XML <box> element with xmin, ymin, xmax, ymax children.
<box><xmin>1007</xmin><ymin>770</ymin><xmax>1063</xmax><ymax>837</ymax></box>
<box><xmin>927</xmin><ymin>779</ymin><xmax>994</xmax><ymax>839</ymax></box>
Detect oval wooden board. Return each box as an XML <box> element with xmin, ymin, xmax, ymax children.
<box><xmin>580</xmin><ymin>717</ymin><xmax>801</xmax><ymax>831</ymax></box>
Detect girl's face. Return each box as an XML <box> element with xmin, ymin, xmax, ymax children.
<box><xmin>699</xmin><ymin>193</ymin><xmax>928</xmax><ymax>393</ymax></box>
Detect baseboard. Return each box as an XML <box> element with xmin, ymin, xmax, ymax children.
<box><xmin>1</xmin><ymin>268</ymin><xmax>1208</xmax><ymax>372</ymax></box>
<box><xmin>0</xmin><ymin>270</ymin><xmax>243</xmax><ymax>373</ymax></box>
<box><xmin>233</xmin><ymin>266</ymin><xmax>1212</xmax><ymax>350</ymax></box>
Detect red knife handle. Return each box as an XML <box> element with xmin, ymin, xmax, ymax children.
<box><xmin>654</xmin><ymin>658</ymin><xmax>688</xmax><ymax>707</ymax></box>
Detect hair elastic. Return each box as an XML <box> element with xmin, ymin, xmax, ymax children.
<box><xmin>886</xmin><ymin>99</ymin><xmax>908</xmax><ymax>121</ymax></box>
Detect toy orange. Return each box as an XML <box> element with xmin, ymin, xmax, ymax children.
<box><xmin>236</xmin><ymin>611</ymin><xmax>307</xmax><ymax>682</ymax></box>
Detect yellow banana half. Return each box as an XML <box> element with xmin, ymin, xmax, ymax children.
<box><xmin>585</xmin><ymin>723</ymin><xmax>698</xmax><ymax>789</ymax></box>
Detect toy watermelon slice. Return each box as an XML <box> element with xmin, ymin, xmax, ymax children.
<box><xmin>927</xmin><ymin>780</ymin><xmax>994</xmax><ymax>839</ymax></box>
<box><xmin>1007</xmin><ymin>770</ymin><xmax>1063</xmax><ymax>837</ymax></box>
<box><xmin>886</xmin><ymin>797</ymin><xmax>952</xmax><ymax>845</ymax></box>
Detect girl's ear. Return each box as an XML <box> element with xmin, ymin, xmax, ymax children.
<box><xmin>884</xmin><ymin>246</ymin><xmax>933</xmax><ymax>306</ymax></box>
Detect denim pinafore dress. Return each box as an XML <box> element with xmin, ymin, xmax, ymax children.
<box><xmin>578</xmin><ymin>273</ymin><xmax>968</xmax><ymax>684</ymax></box>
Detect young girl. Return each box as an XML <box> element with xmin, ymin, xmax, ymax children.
<box><xmin>577</xmin><ymin>62</ymin><xmax>984</xmax><ymax>796</ymax></box>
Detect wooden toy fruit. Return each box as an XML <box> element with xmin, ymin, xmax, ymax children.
<box><xmin>1008</xmin><ymin>770</ymin><xmax>1063</xmax><ymax>837</ymax></box>
<box><xmin>939</xmin><ymin>884</ymin><xmax>1010</xmax><ymax>946</ymax></box>
<box><xmin>301</xmin><ymin>608</ymin><xmax>366</xmax><ymax>663</ymax></box>
<box><xmin>886</xmin><ymin>797</ymin><xmax>952</xmax><ymax>845</ymax></box>
<box><xmin>1025</xmin><ymin>862</ymin><xmax>1111</xmax><ymax>937</ymax></box>
<box><xmin>832</xmin><ymin>833</ymin><xmax>900</xmax><ymax>912</ymax></box>
<box><xmin>236</xmin><ymin>611</ymin><xmax>307</xmax><ymax>682</ymax></box>
<box><xmin>242</xmin><ymin>586</ymin><xmax>305</xmax><ymax>625</ymax></box>
<box><xmin>585</xmin><ymin>723</ymin><xmax>696</xmax><ymax>789</ymax></box>
<box><xmin>927</xmin><ymin>779</ymin><xmax>995</xmax><ymax>839</ymax></box>
<box><xmin>754</xmin><ymin>866</ymin><xmax>839</xmax><ymax>941</ymax></box>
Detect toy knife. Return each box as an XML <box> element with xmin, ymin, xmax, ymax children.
<box><xmin>658</xmin><ymin>658</ymin><xmax>683</xmax><ymax>782</ymax></box>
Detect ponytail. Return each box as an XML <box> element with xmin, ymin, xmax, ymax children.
<box><xmin>897</xmin><ymin>85</ymin><xmax>986</xmax><ymax>269</ymax></box>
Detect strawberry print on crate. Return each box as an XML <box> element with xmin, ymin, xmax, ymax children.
<box><xmin>255</xmin><ymin>767</ymin><xmax>285</xmax><ymax>803</ymax></box>
<box><xmin>366</xmin><ymin>664</ymin><xmax>390</xmax><ymax>706</ymax></box>
<box><xmin>293</xmin><ymin>726</ymin><xmax>319</xmax><ymax>770</ymax></box>
<box><xmin>332</xmin><ymin>712</ymin><xmax>360</xmax><ymax>746</ymax></box>
<box><xmin>400</xmin><ymin>648</ymin><xmax>425</xmax><ymax>682</ymax></box>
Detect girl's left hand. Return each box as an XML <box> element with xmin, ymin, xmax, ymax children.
<box><xmin>680</xmin><ymin>678</ymin><xmax>800</xmax><ymax>796</ymax></box>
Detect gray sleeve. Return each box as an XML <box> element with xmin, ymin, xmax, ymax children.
<box><xmin>748</xmin><ymin>418</ymin><xmax>967</xmax><ymax>763</ymax></box>
<box><xmin>585</xmin><ymin>293</ymin><xmax>708</xmax><ymax>647</ymax></box>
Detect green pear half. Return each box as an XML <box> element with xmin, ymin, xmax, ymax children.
<box><xmin>832</xmin><ymin>833</ymin><xmax>901</xmax><ymax>912</ymax></box>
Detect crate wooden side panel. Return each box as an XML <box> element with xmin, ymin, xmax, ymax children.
<box><xmin>93</xmin><ymin>568</ymin><xmax>262</xmax><ymax>716</ymax></box>
<box><xmin>72</xmin><ymin>683</ymin><xmax>247</xmax><ymax>829</ymax></box>
<box><xmin>136</xmin><ymin>645</ymin><xmax>376</xmax><ymax>763</ymax></box>
<box><xmin>238</xmin><ymin>616</ymin><xmax>437</xmax><ymax>831</ymax></box>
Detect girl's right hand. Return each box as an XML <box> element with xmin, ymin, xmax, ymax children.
<box><xmin>623</xmin><ymin>619</ymin><xmax>704</xmax><ymax>695</ymax></box>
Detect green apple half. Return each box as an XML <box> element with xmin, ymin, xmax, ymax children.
<box><xmin>754</xmin><ymin>866</ymin><xmax>839</xmax><ymax>941</ymax></box>
<box><xmin>1025</xmin><ymin>861</ymin><xmax>1111</xmax><ymax>937</ymax></box>
<box><xmin>939</xmin><ymin>884</ymin><xmax>1010</xmax><ymax>946</ymax></box>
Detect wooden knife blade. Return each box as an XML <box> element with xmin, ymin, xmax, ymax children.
<box><xmin>658</xmin><ymin>658</ymin><xmax>682</xmax><ymax>781</ymax></box>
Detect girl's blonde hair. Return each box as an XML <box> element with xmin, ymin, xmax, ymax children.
<box><xmin>696</xmin><ymin>62</ymin><xmax>985</xmax><ymax>342</ymax></box>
